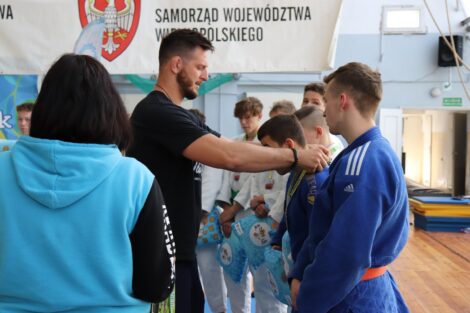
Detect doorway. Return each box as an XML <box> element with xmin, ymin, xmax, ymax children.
<box><xmin>402</xmin><ymin>111</ymin><xmax>432</xmax><ymax>186</ymax></box>
<box><xmin>453</xmin><ymin>113</ymin><xmax>467</xmax><ymax>196</ymax></box>
<box><xmin>401</xmin><ymin>109</ymin><xmax>468</xmax><ymax>194</ymax></box>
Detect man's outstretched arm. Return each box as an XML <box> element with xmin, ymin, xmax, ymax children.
<box><xmin>183</xmin><ymin>134</ymin><xmax>329</xmax><ymax>173</ymax></box>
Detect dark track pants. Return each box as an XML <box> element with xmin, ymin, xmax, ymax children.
<box><xmin>175</xmin><ymin>260</ymin><xmax>204</xmax><ymax>313</ymax></box>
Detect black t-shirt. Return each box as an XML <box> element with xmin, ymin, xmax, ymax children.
<box><xmin>127</xmin><ymin>91</ymin><xmax>219</xmax><ymax>260</ymax></box>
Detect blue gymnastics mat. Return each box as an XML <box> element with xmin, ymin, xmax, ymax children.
<box><xmin>413</xmin><ymin>212</ymin><xmax>470</xmax><ymax>232</ymax></box>
<box><xmin>412</xmin><ymin>196</ymin><xmax>470</xmax><ymax>205</ymax></box>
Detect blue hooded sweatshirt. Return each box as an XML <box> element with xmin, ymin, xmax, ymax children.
<box><xmin>0</xmin><ymin>136</ymin><xmax>171</xmax><ymax>313</ymax></box>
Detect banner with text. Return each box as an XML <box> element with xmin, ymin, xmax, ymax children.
<box><xmin>0</xmin><ymin>0</ymin><xmax>343</xmax><ymax>74</ymax></box>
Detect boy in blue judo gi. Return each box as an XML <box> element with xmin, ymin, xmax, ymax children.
<box><xmin>292</xmin><ymin>62</ymin><xmax>410</xmax><ymax>313</ymax></box>
<box><xmin>264</xmin><ymin>112</ymin><xmax>330</xmax><ymax>256</ymax></box>
<box><xmin>258</xmin><ymin>112</ymin><xmax>330</xmax><ymax>312</ymax></box>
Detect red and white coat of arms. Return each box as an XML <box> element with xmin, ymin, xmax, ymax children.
<box><xmin>78</xmin><ymin>0</ymin><xmax>140</xmax><ymax>61</ymax></box>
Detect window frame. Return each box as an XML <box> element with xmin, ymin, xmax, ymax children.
<box><xmin>382</xmin><ymin>5</ymin><xmax>426</xmax><ymax>34</ymax></box>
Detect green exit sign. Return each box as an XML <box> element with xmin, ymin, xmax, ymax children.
<box><xmin>442</xmin><ymin>97</ymin><xmax>462</xmax><ymax>106</ymax></box>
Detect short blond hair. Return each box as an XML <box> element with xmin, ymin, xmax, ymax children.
<box><xmin>270</xmin><ymin>100</ymin><xmax>296</xmax><ymax>116</ymax></box>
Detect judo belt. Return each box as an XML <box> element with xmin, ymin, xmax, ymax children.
<box><xmin>361</xmin><ymin>266</ymin><xmax>387</xmax><ymax>281</ymax></box>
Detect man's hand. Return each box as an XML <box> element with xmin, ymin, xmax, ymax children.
<box><xmin>299</xmin><ymin>144</ymin><xmax>330</xmax><ymax>172</ymax></box>
<box><xmin>291</xmin><ymin>278</ymin><xmax>301</xmax><ymax>311</ymax></box>
<box><xmin>272</xmin><ymin>244</ymin><xmax>281</xmax><ymax>251</ymax></box>
<box><xmin>250</xmin><ymin>195</ymin><xmax>264</xmax><ymax>209</ymax></box>
<box><xmin>254</xmin><ymin>203</ymin><xmax>269</xmax><ymax>218</ymax></box>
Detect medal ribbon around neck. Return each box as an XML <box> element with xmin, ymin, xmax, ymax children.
<box><xmin>285</xmin><ymin>169</ymin><xmax>307</xmax><ymax>234</ymax></box>
<box><xmin>287</xmin><ymin>170</ymin><xmax>306</xmax><ymax>199</ymax></box>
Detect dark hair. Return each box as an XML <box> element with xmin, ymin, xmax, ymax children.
<box><xmin>258</xmin><ymin>114</ymin><xmax>306</xmax><ymax>147</ymax></box>
<box><xmin>234</xmin><ymin>97</ymin><xmax>263</xmax><ymax>118</ymax></box>
<box><xmin>294</xmin><ymin>106</ymin><xmax>328</xmax><ymax>129</ymax></box>
<box><xmin>16</xmin><ymin>102</ymin><xmax>34</xmax><ymax>113</ymax></box>
<box><xmin>159</xmin><ymin>29</ymin><xmax>214</xmax><ymax>65</ymax></box>
<box><xmin>30</xmin><ymin>54</ymin><xmax>131</xmax><ymax>150</ymax></box>
<box><xmin>270</xmin><ymin>100</ymin><xmax>296</xmax><ymax>116</ymax></box>
<box><xmin>304</xmin><ymin>82</ymin><xmax>325</xmax><ymax>96</ymax></box>
<box><xmin>188</xmin><ymin>108</ymin><xmax>206</xmax><ymax>124</ymax></box>
<box><xmin>323</xmin><ymin>62</ymin><xmax>382</xmax><ymax>117</ymax></box>
<box><xmin>294</xmin><ymin>106</ymin><xmax>317</xmax><ymax>121</ymax></box>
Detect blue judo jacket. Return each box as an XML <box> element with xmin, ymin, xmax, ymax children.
<box><xmin>296</xmin><ymin>127</ymin><xmax>409</xmax><ymax>313</ymax></box>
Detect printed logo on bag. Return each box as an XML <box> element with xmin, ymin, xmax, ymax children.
<box><xmin>234</xmin><ymin>222</ymin><xmax>244</xmax><ymax>236</ymax></box>
<box><xmin>249</xmin><ymin>222</ymin><xmax>271</xmax><ymax>246</ymax></box>
<box><xmin>78</xmin><ymin>0</ymin><xmax>141</xmax><ymax>61</ymax></box>
<box><xmin>219</xmin><ymin>242</ymin><xmax>233</xmax><ymax>265</ymax></box>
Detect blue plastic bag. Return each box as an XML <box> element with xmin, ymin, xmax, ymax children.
<box><xmin>217</xmin><ymin>231</ymin><xmax>248</xmax><ymax>283</ymax></box>
<box><xmin>281</xmin><ymin>231</ymin><xmax>294</xmax><ymax>276</ymax></box>
<box><xmin>232</xmin><ymin>215</ymin><xmax>276</xmax><ymax>269</ymax></box>
<box><xmin>197</xmin><ymin>206</ymin><xmax>223</xmax><ymax>247</ymax></box>
<box><xmin>264</xmin><ymin>248</ymin><xmax>292</xmax><ymax>305</ymax></box>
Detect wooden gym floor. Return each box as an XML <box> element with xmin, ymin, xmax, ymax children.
<box><xmin>390</xmin><ymin>217</ymin><xmax>470</xmax><ymax>313</ymax></box>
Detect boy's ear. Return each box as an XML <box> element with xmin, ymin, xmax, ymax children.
<box><xmin>284</xmin><ymin>138</ymin><xmax>295</xmax><ymax>148</ymax></box>
<box><xmin>339</xmin><ymin>93</ymin><xmax>349</xmax><ymax>111</ymax></box>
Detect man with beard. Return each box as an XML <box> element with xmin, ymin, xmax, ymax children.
<box><xmin>127</xmin><ymin>29</ymin><xmax>330</xmax><ymax>313</ymax></box>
